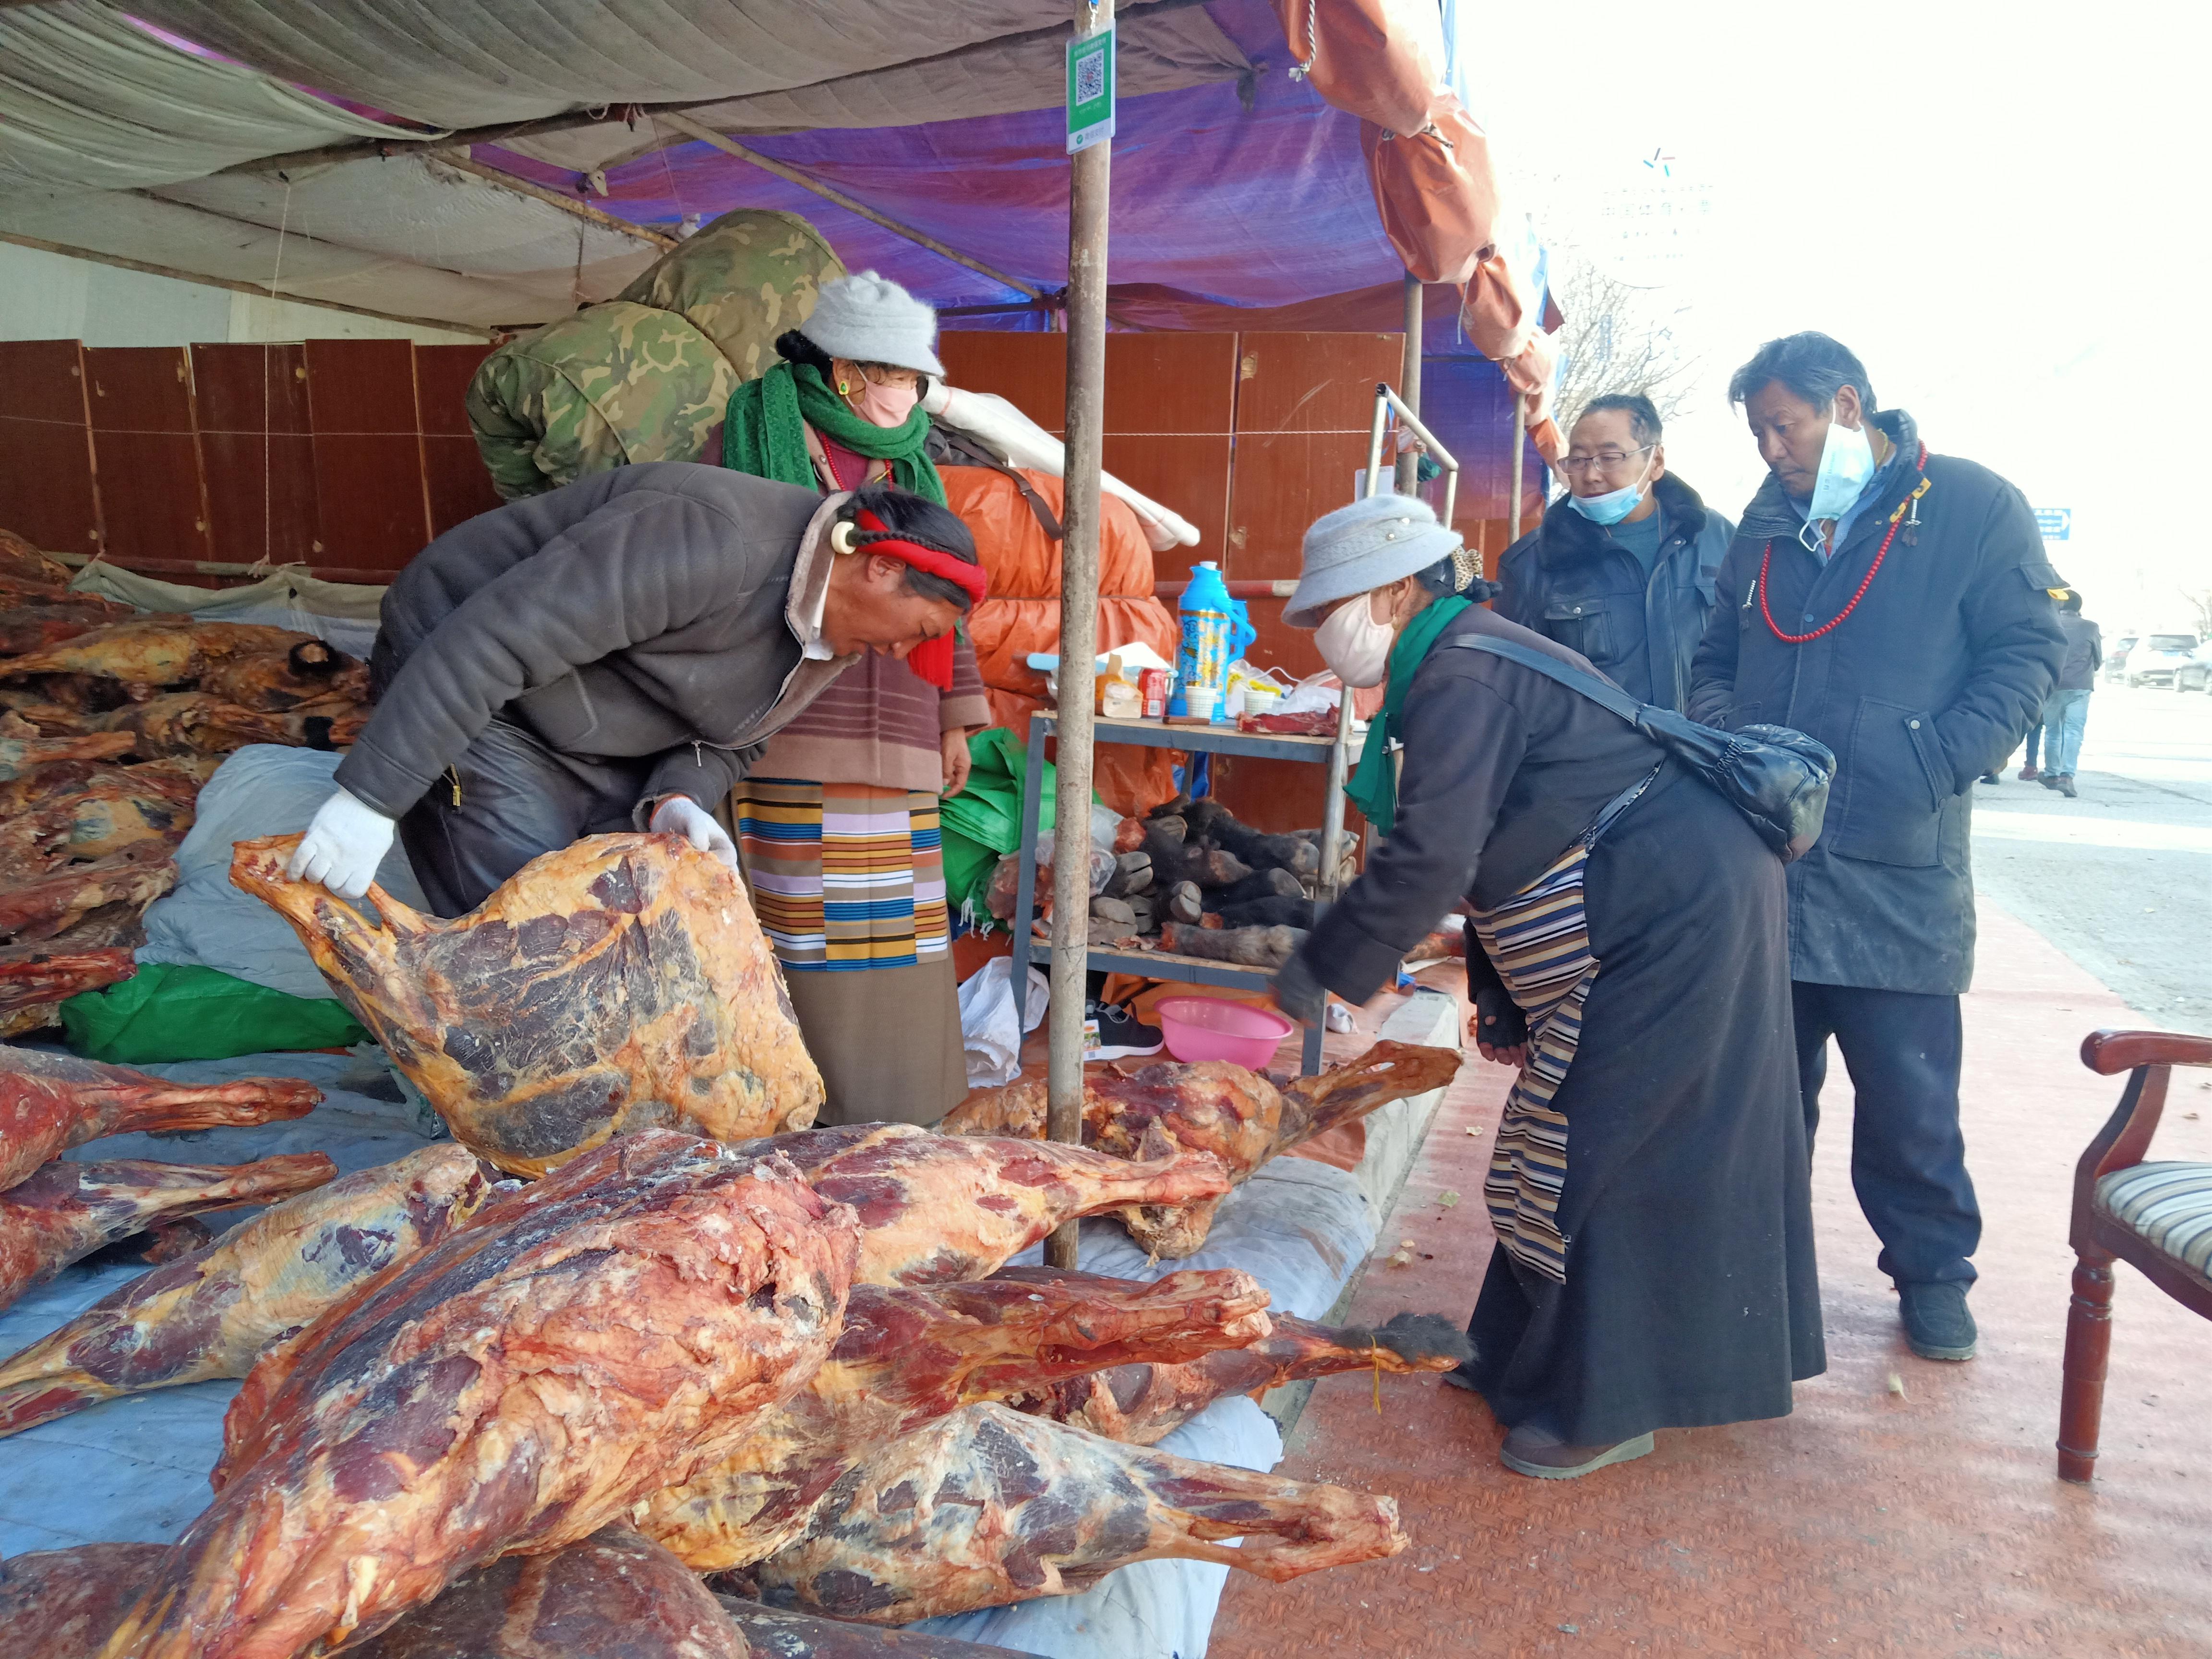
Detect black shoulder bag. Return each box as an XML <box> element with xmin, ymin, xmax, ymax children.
<box><xmin>1443</xmin><ymin>636</ymin><xmax>1836</xmax><ymax>863</ymax></box>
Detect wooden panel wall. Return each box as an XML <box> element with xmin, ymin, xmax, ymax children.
<box><xmin>0</xmin><ymin>341</ymin><xmax>101</xmax><ymax>557</ymax></box>
<box><xmin>192</xmin><ymin>343</ymin><xmax>319</xmax><ymax>568</ymax></box>
<box><xmin>414</xmin><ymin>344</ymin><xmax>503</xmax><ymax>537</ymax></box>
<box><xmin>302</xmin><ymin>340</ymin><xmax>431</xmax><ymax>577</ymax></box>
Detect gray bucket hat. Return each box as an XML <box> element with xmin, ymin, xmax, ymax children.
<box><xmin>1283</xmin><ymin>493</ymin><xmax>1463</xmax><ymax>628</ymax></box>
<box><xmin>798</xmin><ymin>269</ymin><xmax>945</xmax><ymax>376</ymax></box>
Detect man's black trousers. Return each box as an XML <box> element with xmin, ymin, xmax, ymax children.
<box><xmin>1792</xmin><ymin>981</ymin><xmax>1979</xmax><ymax>1287</ymax></box>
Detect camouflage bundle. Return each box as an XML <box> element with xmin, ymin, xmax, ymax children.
<box><xmin>467</xmin><ymin>210</ymin><xmax>845</xmax><ymax>500</ymax></box>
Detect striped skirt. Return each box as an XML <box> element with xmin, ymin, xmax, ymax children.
<box><xmin>1469</xmin><ymin>840</ymin><xmax>1599</xmax><ymax>1285</ymax></box>
<box><xmin>732</xmin><ymin>780</ymin><xmax>949</xmax><ymax>972</ymax></box>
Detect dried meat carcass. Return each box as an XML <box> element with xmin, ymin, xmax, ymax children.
<box><xmin>0</xmin><ymin>1154</ymin><xmax>335</xmax><ymax>1313</ymax></box>
<box><xmin>6</xmin><ymin>1532</ymin><xmax>753</xmax><ymax>1659</ymax></box>
<box><xmin>0</xmin><ymin>619</ymin><xmax>311</xmax><ymax>689</ymax></box>
<box><xmin>232</xmin><ymin>832</ymin><xmax>826</xmax><ymax>1177</ymax></box>
<box><xmin>109</xmin><ymin>1132</ymin><xmax>858</xmax><ymax>1659</ymax></box>
<box><xmin>640</xmin><ymin>1264</ymin><xmax>1271</xmax><ymax>1573</ymax></box>
<box><xmin>0</xmin><ymin>712</ymin><xmax>136</xmax><ymax>781</ymax></box>
<box><xmin>0</xmin><ymin>1144</ymin><xmax>492</xmax><ymax>1437</ymax></box>
<box><xmin>0</xmin><ymin>528</ymin><xmax>73</xmax><ymax>590</ymax></box>
<box><xmin>0</xmin><ymin>846</ymin><xmax>175</xmax><ymax>946</ymax></box>
<box><xmin>0</xmin><ymin>1541</ymin><xmax>168</xmax><ymax>1659</ymax></box>
<box><xmin>716</xmin><ymin>1601</ymin><xmax>1036</xmax><ymax>1659</ymax></box>
<box><xmin>942</xmin><ymin>1041</ymin><xmax>1462</xmax><ymax>1257</ymax></box>
<box><xmin>0</xmin><ymin>600</ymin><xmax>121</xmax><ymax>657</ymax></box>
<box><xmin>0</xmin><ymin>689</ymin><xmax>99</xmax><ymax>734</ymax></box>
<box><xmin>0</xmin><ymin>943</ymin><xmax>139</xmax><ymax>1035</ymax></box>
<box><xmin>0</xmin><ymin>1046</ymin><xmax>320</xmax><ymax>1191</ymax></box>
<box><xmin>738</xmin><ymin>1403</ymin><xmax>1406</xmax><ymax>1625</ymax></box>
<box><xmin>97</xmin><ymin>692</ymin><xmax>303</xmax><ymax>758</ymax></box>
<box><xmin>0</xmin><ymin>762</ymin><xmax>198</xmax><ymax>883</ymax></box>
<box><xmin>199</xmin><ymin>639</ymin><xmax>371</xmax><ymax>712</ymax></box>
<box><xmin>1003</xmin><ymin>1284</ymin><xmax>1473</xmax><ymax>1445</ymax></box>
<box><xmin>750</xmin><ymin>1121</ymin><xmax>1234</xmax><ymax>1286</ymax></box>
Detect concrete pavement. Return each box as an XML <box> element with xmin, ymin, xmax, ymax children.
<box><xmin>1972</xmin><ymin>682</ymin><xmax>2212</xmax><ymax>1032</ymax></box>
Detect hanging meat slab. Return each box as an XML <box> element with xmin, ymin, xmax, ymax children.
<box><xmin>0</xmin><ymin>845</ymin><xmax>175</xmax><ymax>947</ymax></box>
<box><xmin>0</xmin><ymin>619</ymin><xmax>312</xmax><ymax>688</ymax></box>
<box><xmin>0</xmin><ymin>1046</ymin><xmax>321</xmax><ymax>1191</ymax></box>
<box><xmin>746</xmin><ymin>1121</ymin><xmax>1234</xmax><ymax>1286</ymax></box>
<box><xmin>199</xmin><ymin>640</ymin><xmax>371</xmax><ymax>712</ymax></box>
<box><xmin>641</xmin><ymin>1263</ymin><xmax>1271</xmax><ymax>1573</ymax></box>
<box><xmin>738</xmin><ymin>1402</ymin><xmax>1406</xmax><ymax>1625</ymax></box>
<box><xmin>0</xmin><ymin>944</ymin><xmax>138</xmax><ymax>1030</ymax></box>
<box><xmin>0</xmin><ymin>1154</ymin><xmax>336</xmax><ymax>1313</ymax></box>
<box><xmin>127</xmin><ymin>1131</ymin><xmax>857</xmax><ymax>1659</ymax></box>
<box><xmin>942</xmin><ymin>1041</ymin><xmax>1462</xmax><ymax>1256</ymax></box>
<box><xmin>0</xmin><ymin>1143</ymin><xmax>492</xmax><ymax>1437</ymax></box>
<box><xmin>231</xmin><ymin>832</ymin><xmax>825</xmax><ymax>1177</ymax></box>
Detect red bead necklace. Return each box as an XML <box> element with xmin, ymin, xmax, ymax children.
<box><xmin>1758</xmin><ymin>454</ymin><xmax>1931</xmax><ymax>645</ymax></box>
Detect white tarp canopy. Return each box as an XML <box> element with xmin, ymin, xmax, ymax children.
<box><xmin>0</xmin><ymin>0</ymin><xmax>1248</xmax><ymax>329</ymax></box>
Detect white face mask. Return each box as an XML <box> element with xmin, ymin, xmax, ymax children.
<box><xmin>1315</xmin><ymin>589</ymin><xmax>1396</xmax><ymax>688</ymax></box>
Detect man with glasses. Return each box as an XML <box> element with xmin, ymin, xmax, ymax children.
<box><xmin>1497</xmin><ymin>393</ymin><xmax>1733</xmax><ymax>710</ymax></box>
<box><xmin>1689</xmin><ymin>332</ymin><xmax>2063</xmax><ymax>1365</ymax></box>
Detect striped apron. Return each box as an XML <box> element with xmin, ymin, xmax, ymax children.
<box><xmin>731</xmin><ymin>780</ymin><xmax>949</xmax><ymax>972</ymax></box>
<box><xmin>1470</xmin><ymin>762</ymin><xmax>1662</xmax><ymax>1284</ymax></box>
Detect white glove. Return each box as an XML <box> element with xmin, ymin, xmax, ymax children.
<box><xmin>287</xmin><ymin>787</ymin><xmax>397</xmax><ymax>900</ymax></box>
<box><xmin>651</xmin><ymin>795</ymin><xmax>738</xmax><ymax>867</ymax></box>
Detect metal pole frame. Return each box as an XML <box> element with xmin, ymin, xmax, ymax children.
<box><xmin>1045</xmin><ymin>0</ymin><xmax>1114</xmax><ymax>1270</ymax></box>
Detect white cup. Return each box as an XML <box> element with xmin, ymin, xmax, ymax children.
<box><xmin>1184</xmin><ymin>685</ymin><xmax>1218</xmax><ymax>721</ymax></box>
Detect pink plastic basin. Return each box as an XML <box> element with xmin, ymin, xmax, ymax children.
<box><xmin>1153</xmin><ymin>996</ymin><xmax>1294</xmax><ymax>1068</ymax></box>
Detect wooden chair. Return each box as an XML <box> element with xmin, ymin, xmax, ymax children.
<box><xmin>2059</xmin><ymin>1028</ymin><xmax>2212</xmax><ymax>1482</ymax></box>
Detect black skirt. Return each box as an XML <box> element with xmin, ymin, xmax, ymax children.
<box><xmin>1461</xmin><ymin>767</ymin><xmax>1826</xmax><ymax>1444</ymax></box>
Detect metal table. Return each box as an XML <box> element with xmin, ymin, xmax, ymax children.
<box><xmin>1008</xmin><ymin>710</ymin><xmax>1351</xmax><ymax>1075</ymax></box>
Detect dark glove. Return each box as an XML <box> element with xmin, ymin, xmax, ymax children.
<box><xmin>1272</xmin><ymin>953</ymin><xmax>1328</xmax><ymax>1027</ymax></box>
<box><xmin>1472</xmin><ymin>984</ymin><xmax>1527</xmax><ymax>1051</ymax></box>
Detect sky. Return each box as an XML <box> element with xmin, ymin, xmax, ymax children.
<box><xmin>1461</xmin><ymin>0</ymin><xmax>2209</xmax><ymax>633</ymax></box>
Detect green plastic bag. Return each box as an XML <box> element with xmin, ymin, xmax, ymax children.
<box><xmin>61</xmin><ymin>963</ymin><xmax>369</xmax><ymax>1064</ymax></box>
<box><xmin>943</xmin><ymin>728</ymin><xmax>1062</xmax><ymax>925</ymax></box>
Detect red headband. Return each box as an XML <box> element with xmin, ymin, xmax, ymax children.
<box><xmin>850</xmin><ymin>508</ymin><xmax>988</xmax><ymax>691</ymax></box>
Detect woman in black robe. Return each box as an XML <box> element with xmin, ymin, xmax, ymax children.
<box><xmin>1273</xmin><ymin>494</ymin><xmax>1823</xmax><ymax>1479</ymax></box>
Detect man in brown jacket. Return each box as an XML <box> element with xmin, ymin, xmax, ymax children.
<box><xmin>288</xmin><ymin>469</ymin><xmax>982</xmax><ymax>914</ymax></box>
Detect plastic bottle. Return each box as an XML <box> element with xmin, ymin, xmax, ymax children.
<box><xmin>1172</xmin><ymin>561</ymin><xmax>1233</xmax><ymax>719</ymax></box>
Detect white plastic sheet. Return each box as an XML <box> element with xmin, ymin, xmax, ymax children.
<box><xmin>957</xmin><ymin>955</ymin><xmax>1048</xmax><ymax>1089</ymax></box>
<box><xmin>135</xmin><ymin>745</ymin><xmax>426</xmax><ymax>999</ymax></box>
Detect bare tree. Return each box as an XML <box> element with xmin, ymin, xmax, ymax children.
<box><xmin>1544</xmin><ymin>247</ymin><xmax>1702</xmax><ymax>441</ymax></box>
<box><xmin>2179</xmin><ymin>586</ymin><xmax>2212</xmax><ymax>639</ymax></box>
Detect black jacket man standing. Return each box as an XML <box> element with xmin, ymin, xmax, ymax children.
<box><xmin>1690</xmin><ymin>333</ymin><xmax>2064</xmax><ymax>1363</ymax></box>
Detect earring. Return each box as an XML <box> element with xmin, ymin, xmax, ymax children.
<box><xmin>838</xmin><ymin>381</ymin><xmax>852</xmax><ymax>395</ymax></box>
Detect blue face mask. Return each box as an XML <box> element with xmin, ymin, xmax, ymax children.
<box><xmin>1563</xmin><ymin>452</ymin><xmax>1656</xmax><ymax>527</ymax></box>
<box><xmin>1800</xmin><ymin>416</ymin><xmax>1877</xmax><ymax>549</ymax></box>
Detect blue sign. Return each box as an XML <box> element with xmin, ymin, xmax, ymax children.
<box><xmin>2034</xmin><ymin>507</ymin><xmax>2071</xmax><ymax>541</ymax></box>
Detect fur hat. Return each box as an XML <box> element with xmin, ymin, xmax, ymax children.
<box><xmin>798</xmin><ymin>270</ymin><xmax>944</xmax><ymax>376</ymax></box>
<box><xmin>1283</xmin><ymin>494</ymin><xmax>1463</xmax><ymax>628</ymax></box>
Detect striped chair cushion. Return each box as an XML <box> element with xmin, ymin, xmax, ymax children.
<box><xmin>2094</xmin><ymin>1162</ymin><xmax>2212</xmax><ymax>1277</ymax></box>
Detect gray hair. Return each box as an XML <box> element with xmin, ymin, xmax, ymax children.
<box><xmin>1728</xmin><ymin>332</ymin><xmax>1877</xmax><ymax>413</ymax></box>
<box><xmin>1576</xmin><ymin>392</ymin><xmax>1662</xmax><ymax>446</ymax></box>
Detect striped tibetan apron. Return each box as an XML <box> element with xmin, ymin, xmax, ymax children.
<box><xmin>731</xmin><ymin>780</ymin><xmax>949</xmax><ymax>972</ymax></box>
<box><xmin>1470</xmin><ymin>763</ymin><xmax>1661</xmax><ymax>1284</ymax></box>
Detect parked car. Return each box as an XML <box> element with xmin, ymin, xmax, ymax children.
<box><xmin>2104</xmin><ymin>634</ymin><xmax>2139</xmax><ymax>683</ymax></box>
<box><xmin>2177</xmin><ymin>639</ymin><xmax>2212</xmax><ymax>693</ymax></box>
<box><xmin>2125</xmin><ymin>633</ymin><xmax>2202</xmax><ymax>688</ymax></box>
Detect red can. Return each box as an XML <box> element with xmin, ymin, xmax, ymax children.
<box><xmin>1138</xmin><ymin>668</ymin><xmax>1171</xmax><ymax>719</ymax></box>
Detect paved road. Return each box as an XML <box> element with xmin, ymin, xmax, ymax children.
<box><xmin>1970</xmin><ymin>681</ymin><xmax>2212</xmax><ymax>1031</ymax></box>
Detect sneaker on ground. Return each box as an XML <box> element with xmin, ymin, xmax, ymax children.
<box><xmin>2056</xmin><ymin>773</ymin><xmax>2079</xmax><ymax>798</ymax></box>
<box><xmin>1898</xmin><ymin>1280</ymin><xmax>1978</xmax><ymax>1360</ymax></box>
<box><xmin>1978</xmin><ymin>771</ymin><xmax>2001</xmax><ymax>785</ymax></box>
<box><xmin>1086</xmin><ymin>999</ymin><xmax>1164</xmax><ymax>1059</ymax></box>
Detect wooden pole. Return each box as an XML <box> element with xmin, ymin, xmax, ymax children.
<box><xmin>656</xmin><ymin>113</ymin><xmax>1046</xmax><ymax>299</ymax></box>
<box><xmin>1046</xmin><ymin>0</ymin><xmax>1114</xmax><ymax>1271</ymax></box>
<box><xmin>1394</xmin><ymin>273</ymin><xmax>1423</xmax><ymax>496</ymax></box>
<box><xmin>1508</xmin><ymin>398</ymin><xmax>1528</xmax><ymax>541</ymax></box>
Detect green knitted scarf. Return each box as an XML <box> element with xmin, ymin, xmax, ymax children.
<box><xmin>722</xmin><ymin>360</ymin><xmax>945</xmax><ymax>505</ymax></box>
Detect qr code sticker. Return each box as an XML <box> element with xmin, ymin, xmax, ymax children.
<box><xmin>1076</xmin><ymin>48</ymin><xmax>1105</xmax><ymax>104</ymax></box>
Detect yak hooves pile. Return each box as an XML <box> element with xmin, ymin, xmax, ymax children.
<box><xmin>0</xmin><ymin>526</ymin><xmax>377</xmax><ymax>1032</ymax></box>
<box><xmin>989</xmin><ymin>793</ymin><xmax>1360</xmax><ymax>962</ymax></box>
